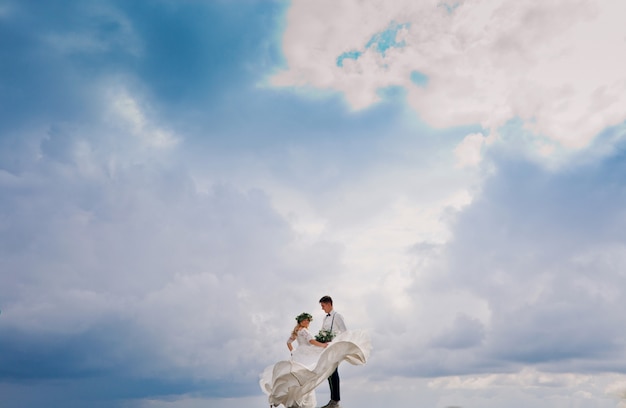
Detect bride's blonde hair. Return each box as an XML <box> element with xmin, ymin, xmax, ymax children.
<box><xmin>291</xmin><ymin>323</ymin><xmax>301</xmax><ymax>338</ymax></box>
<box><xmin>292</xmin><ymin>312</ymin><xmax>313</xmax><ymax>337</ymax></box>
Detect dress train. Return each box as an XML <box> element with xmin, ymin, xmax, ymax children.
<box><xmin>260</xmin><ymin>330</ymin><xmax>371</xmax><ymax>408</ymax></box>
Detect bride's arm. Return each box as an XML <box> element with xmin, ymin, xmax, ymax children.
<box><xmin>301</xmin><ymin>328</ymin><xmax>328</xmax><ymax>348</ymax></box>
<box><xmin>287</xmin><ymin>334</ymin><xmax>296</xmax><ymax>352</ymax></box>
<box><xmin>309</xmin><ymin>339</ymin><xmax>328</xmax><ymax>348</ymax></box>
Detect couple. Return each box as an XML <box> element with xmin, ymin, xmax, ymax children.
<box><xmin>260</xmin><ymin>296</ymin><xmax>371</xmax><ymax>408</ymax></box>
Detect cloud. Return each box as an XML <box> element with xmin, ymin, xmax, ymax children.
<box><xmin>429</xmin><ymin>367</ymin><xmax>591</xmax><ymax>390</ymax></box>
<box><xmin>454</xmin><ymin>132</ymin><xmax>486</xmax><ymax>168</ymax></box>
<box><xmin>0</xmin><ymin>77</ymin><xmax>347</xmax><ymax>405</ymax></box>
<box><xmin>0</xmin><ymin>117</ymin><xmax>343</xmax><ymax>403</ymax></box>
<box><xmin>273</xmin><ymin>0</ymin><xmax>626</xmax><ymax>150</ymax></box>
<box><xmin>414</xmin><ymin>145</ymin><xmax>626</xmax><ymax>373</ymax></box>
<box><xmin>429</xmin><ymin>313</ymin><xmax>486</xmax><ymax>350</ymax></box>
<box><xmin>107</xmin><ymin>87</ymin><xmax>179</xmax><ymax>149</ymax></box>
<box><xmin>348</xmin><ymin>135</ymin><xmax>626</xmax><ymax>387</ymax></box>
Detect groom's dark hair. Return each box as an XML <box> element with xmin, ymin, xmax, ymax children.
<box><xmin>319</xmin><ymin>295</ymin><xmax>333</xmax><ymax>305</ymax></box>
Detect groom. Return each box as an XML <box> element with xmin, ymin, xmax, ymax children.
<box><xmin>319</xmin><ymin>295</ymin><xmax>347</xmax><ymax>408</ymax></box>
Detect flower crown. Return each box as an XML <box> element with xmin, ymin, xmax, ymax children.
<box><xmin>295</xmin><ymin>312</ymin><xmax>313</xmax><ymax>323</ymax></box>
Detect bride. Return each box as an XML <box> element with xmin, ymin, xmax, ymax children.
<box><xmin>260</xmin><ymin>312</ymin><xmax>371</xmax><ymax>408</ymax></box>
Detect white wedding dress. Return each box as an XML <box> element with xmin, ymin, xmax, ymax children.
<box><xmin>259</xmin><ymin>329</ymin><xmax>371</xmax><ymax>408</ymax></box>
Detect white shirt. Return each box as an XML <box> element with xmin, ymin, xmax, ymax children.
<box><xmin>322</xmin><ymin>310</ymin><xmax>346</xmax><ymax>335</ymax></box>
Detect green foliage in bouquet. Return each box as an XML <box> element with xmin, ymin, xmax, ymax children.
<box><xmin>315</xmin><ymin>329</ymin><xmax>335</xmax><ymax>343</ymax></box>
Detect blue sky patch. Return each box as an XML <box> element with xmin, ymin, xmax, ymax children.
<box><xmin>439</xmin><ymin>2</ymin><xmax>461</xmax><ymax>14</ymax></box>
<box><xmin>410</xmin><ymin>70</ymin><xmax>429</xmax><ymax>87</ymax></box>
<box><xmin>336</xmin><ymin>50</ymin><xmax>363</xmax><ymax>67</ymax></box>
<box><xmin>365</xmin><ymin>21</ymin><xmax>410</xmax><ymax>55</ymax></box>
<box><xmin>336</xmin><ymin>21</ymin><xmax>410</xmax><ymax>67</ymax></box>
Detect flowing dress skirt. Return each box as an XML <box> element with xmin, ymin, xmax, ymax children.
<box><xmin>259</xmin><ymin>330</ymin><xmax>371</xmax><ymax>408</ymax></box>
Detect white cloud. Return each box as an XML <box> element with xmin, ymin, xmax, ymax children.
<box><xmin>274</xmin><ymin>0</ymin><xmax>626</xmax><ymax>150</ymax></box>
<box><xmin>423</xmin><ymin>370</ymin><xmax>626</xmax><ymax>407</ymax></box>
<box><xmin>454</xmin><ymin>132</ymin><xmax>486</xmax><ymax>167</ymax></box>
<box><xmin>108</xmin><ymin>87</ymin><xmax>180</xmax><ymax>149</ymax></box>
<box><xmin>429</xmin><ymin>368</ymin><xmax>591</xmax><ymax>390</ymax></box>
<box><xmin>0</xmin><ymin>143</ymin><xmax>313</xmax><ymax>381</ymax></box>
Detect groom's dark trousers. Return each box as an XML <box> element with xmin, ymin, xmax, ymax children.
<box><xmin>328</xmin><ymin>368</ymin><xmax>340</xmax><ymax>401</ymax></box>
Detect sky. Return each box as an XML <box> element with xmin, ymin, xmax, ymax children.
<box><xmin>2</xmin><ymin>0</ymin><xmax>626</xmax><ymax>407</ymax></box>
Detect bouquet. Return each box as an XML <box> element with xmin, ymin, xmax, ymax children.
<box><xmin>315</xmin><ymin>329</ymin><xmax>335</xmax><ymax>343</ymax></box>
